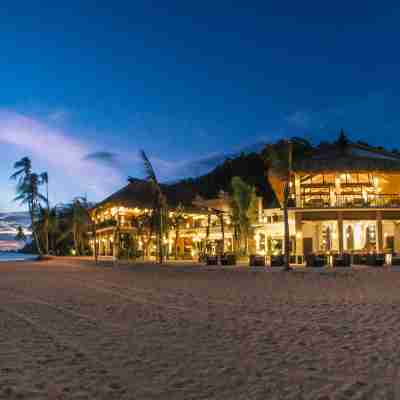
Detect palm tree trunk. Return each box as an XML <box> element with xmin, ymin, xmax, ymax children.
<box><xmin>45</xmin><ymin>224</ymin><xmax>49</xmax><ymax>255</ymax></box>
<box><xmin>29</xmin><ymin>201</ymin><xmax>42</xmax><ymax>256</ymax></box>
<box><xmin>93</xmin><ymin>222</ymin><xmax>98</xmax><ymax>263</ymax></box>
<box><xmin>206</xmin><ymin>213</ymin><xmax>211</xmax><ymax>255</ymax></box>
<box><xmin>219</xmin><ymin>213</ymin><xmax>225</xmax><ymax>255</ymax></box>
<box><xmin>232</xmin><ymin>224</ymin><xmax>238</xmax><ymax>254</ymax></box>
<box><xmin>73</xmin><ymin>225</ymin><xmax>78</xmax><ymax>255</ymax></box>
<box><xmin>283</xmin><ymin>183</ymin><xmax>291</xmax><ymax>270</ymax></box>
<box><xmin>175</xmin><ymin>225</ymin><xmax>179</xmax><ymax>260</ymax></box>
<box><xmin>158</xmin><ymin>209</ymin><xmax>164</xmax><ymax>264</ymax></box>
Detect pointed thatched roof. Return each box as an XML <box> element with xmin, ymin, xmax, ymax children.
<box><xmin>94</xmin><ymin>178</ymin><xmax>206</xmax><ymax>213</ymax></box>
<box><xmin>294</xmin><ymin>141</ymin><xmax>400</xmax><ymax>173</ymax></box>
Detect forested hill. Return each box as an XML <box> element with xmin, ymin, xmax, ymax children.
<box><xmin>166</xmin><ymin>152</ymin><xmax>277</xmax><ymax>207</ymax></box>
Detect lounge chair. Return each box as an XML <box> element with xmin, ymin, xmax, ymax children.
<box><xmin>206</xmin><ymin>255</ymin><xmax>219</xmax><ymax>265</ymax></box>
<box><xmin>366</xmin><ymin>254</ymin><xmax>385</xmax><ymax>267</ymax></box>
<box><xmin>249</xmin><ymin>255</ymin><xmax>266</xmax><ymax>267</ymax></box>
<box><xmin>305</xmin><ymin>254</ymin><xmax>326</xmax><ymax>267</ymax></box>
<box><xmin>221</xmin><ymin>253</ymin><xmax>237</xmax><ymax>266</ymax></box>
<box><xmin>270</xmin><ymin>255</ymin><xmax>285</xmax><ymax>267</ymax></box>
<box><xmin>333</xmin><ymin>253</ymin><xmax>351</xmax><ymax>267</ymax></box>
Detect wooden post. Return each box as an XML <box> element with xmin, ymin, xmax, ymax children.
<box><xmin>377</xmin><ymin>210</ymin><xmax>383</xmax><ymax>253</ymax></box>
<box><xmin>219</xmin><ymin>212</ymin><xmax>225</xmax><ymax>255</ymax></box>
<box><xmin>338</xmin><ymin>211</ymin><xmax>344</xmax><ymax>255</ymax></box>
<box><xmin>295</xmin><ymin>211</ymin><xmax>303</xmax><ymax>262</ymax></box>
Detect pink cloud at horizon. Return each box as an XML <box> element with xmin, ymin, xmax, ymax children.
<box><xmin>0</xmin><ymin>110</ymin><xmax>126</xmax><ymax>206</ymax></box>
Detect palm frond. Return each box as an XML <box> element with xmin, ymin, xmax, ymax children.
<box><xmin>139</xmin><ymin>150</ymin><xmax>158</xmax><ymax>184</ymax></box>
<box><xmin>40</xmin><ymin>172</ymin><xmax>48</xmax><ymax>184</ymax></box>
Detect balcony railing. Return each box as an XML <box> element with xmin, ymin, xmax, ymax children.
<box><xmin>95</xmin><ymin>220</ymin><xmax>134</xmax><ymax>230</ymax></box>
<box><xmin>292</xmin><ymin>194</ymin><xmax>400</xmax><ymax>209</ymax></box>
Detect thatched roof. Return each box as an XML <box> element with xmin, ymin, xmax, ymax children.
<box><xmin>294</xmin><ymin>142</ymin><xmax>400</xmax><ymax>173</ymax></box>
<box><xmin>192</xmin><ymin>193</ymin><xmax>232</xmax><ymax>213</ymax></box>
<box><xmin>94</xmin><ymin>178</ymin><xmax>206</xmax><ymax>213</ymax></box>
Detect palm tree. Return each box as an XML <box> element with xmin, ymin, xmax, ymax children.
<box><xmin>263</xmin><ymin>138</ymin><xmax>311</xmax><ymax>270</ymax></box>
<box><xmin>230</xmin><ymin>176</ymin><xmax>258</xmax><ymax>255</ymax></box>
<box><xmin>15</xmin><ymin>226</ymin><xmax>27</xmax><ymax>243</ymax></box>
<box><xmin>169</xmin><ymin>204</ymin><xmax>186</xmax><ymax>259</ymax></box>
<box><xmin>11</xmin><ymin>158</ymin><xmax>46</xmax><ymax>255</ymax></box>
<box><xmin>138</xmin><ymin>150</ymin><xmax>167</xmax><ymax>263</ymax></box>
<box><xmin>206</xmin><ymin>212</ymin><xmax>211</xmax><ymax>255</ymax></box>
<box><xmin>37</xmin><ymin>205</ymin><xmax>59</xmax><ymax>254</ymax></box>
<box><xmin>40</xmin><ymin>172</ymin><xmax>49</xmax><ymax>207</ymax></box>
<box><xmin>132</xmin><ymin>212</ymin><xmax>154</xmax><ymax>259</ymax></box>
<box><xmin>57</xmin><ymin>198</ymin><xmax>90</xmax><ymax>256</ymax></box>
<box><xmin>10</xmin><ymin>157</ymin><xmax>32</xmax><ymax>183</ymax></box>
<box><xmin>217</xmin><ymin>211</ymin><xmax>225</xmax><ymax>255</ymax></box>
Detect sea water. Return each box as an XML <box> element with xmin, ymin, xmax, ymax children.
<box><xmin>0</xmin><ymin>253</ymin><xmax>38</xmax><ymax>262</ymax></box>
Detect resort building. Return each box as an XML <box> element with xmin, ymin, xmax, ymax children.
<box><xmin>266</xmin><ymin>140</ymin><xmax>400</xmax><ymax>262</ymax></box>
<box><xmin>90</xmin><ymin>139</ymin><xmax>400</xmax><ymax>263</ymax></box>
<box><xmin>90</xmin><ymin>178</ymin><xmax>259</xmax><ymax>259</ymax></box>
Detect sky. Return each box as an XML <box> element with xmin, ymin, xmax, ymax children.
<box><xmin>2</xmin><ymin>1</ymin><xmax>400</xmax><ymax>211</ymax></box>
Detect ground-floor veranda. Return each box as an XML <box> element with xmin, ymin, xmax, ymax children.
<box><xmin>92</xmin><ymin>227</ymin><xmax>237</xmax><ymax>260</ymax></box>
<box><xmin>260</xmin><ymin>209</ymin><xmax>400</xmax><ymax>261</ymax></box>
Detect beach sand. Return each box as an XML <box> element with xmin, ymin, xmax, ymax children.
<box><xmin>1</xmin><ymin>258</ymin><xmax>400</xmax><ymax>399</ymax></box>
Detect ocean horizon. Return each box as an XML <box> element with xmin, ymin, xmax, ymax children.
<box><xmin>0</xmin><ymin>252</ymin><xmax>37</xmax><ymax>262</ymax></box>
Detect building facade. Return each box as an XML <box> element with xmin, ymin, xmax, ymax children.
<box><xmin>90</xmin><ymin>180</ymin><xmax>246</xmax><ymax>260</ymax></box>
<box><xmin>263</xmin><ymin>141</ymin><xmax>400</xmax><ymax>262</ymax></box>
<box><xmin>90</xmin><ymin>141</ymin><xmax>400</xmax><ymax>263</ymax></box>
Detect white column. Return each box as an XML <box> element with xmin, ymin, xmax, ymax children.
<box><xmin>376</xmin><ymin>211</ymin><xmax>383</xmax><ymax>253</ymax></box>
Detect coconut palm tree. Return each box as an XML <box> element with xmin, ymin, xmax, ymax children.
<box><xmin>138</xmin><ymin>150</ymin><xmax>167</xmax><ymax>263</ymax></box>
<box><xmin>40</xmin><ymin>172</ymin><xmax>49</xmax><ymax>207</ymax></box>
<box><xmin>263</xmin><ymin>138</ymin><xmax>311</xmax><ymax>270</ymax></box>
<box><xmin>10</xmin><ymin>157</ymin><xmax>32</xmax><ymax>183</ymax></box>
<box><xmin>132</xmin><ymin>212</ymin><xmax>154</xmax><ymax>259</ymax></box>
<box><xmin>217</xmin><ymin>210</ymin><xmax>225</xmax><ymax>255</ymax></box>
<box><xmin>37</xmin><ymin>205</ymin><xmax>59</xmax><ymax>254</ymax></box>
<box><xmin>11</xmin><ymin>158</ymin><xmax>46</xmax><ymax>256</ymax></box>
<box><xmin>230</xmin><ymin>176</ymin><xmax>258</xmax><ymax>255</ymax></box>
<box><xmin>169</xmin><ymin>204</ymin><xmax>186</xmax><ymax>259</ymax></box>
<box><xmin>205</xmin><ymin>212</ymin><xmax>211</xmax><ymax>254</ymax></box>
<box><xmin>57</xmin><ymin>198</ymin><xmax>90</xmax><ymax>255</ymax></box>
<box><xmin>15</xmin><ymin>226</ymin><xmax>27</xmax><ymax>243</ymax></box>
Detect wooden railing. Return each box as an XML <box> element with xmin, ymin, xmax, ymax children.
<box><xmin>292</xmin><ymin>194</ymin><xmax>400</xmax><ymax>209</ymax></box>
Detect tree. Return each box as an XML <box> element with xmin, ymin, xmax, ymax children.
<box><xmin>230</xmin><ymin>176</ymin><xmax>258</xmax><ymax>255</ymax></box>
<box><xmin>10</xmin><ymin>157</ymin><xmax>32</xmax><ymax>183</ymax></box>
<box><xmin>37</xmin><ymin>205</ymin><xmax>59</xmax><ymax>254</ymax></box>
<box><xmin>205</xmin><ymin>212</ymin><xmax>211</xmax><ymax>255</ymax></box>
<box><xmin>15</xmin><ymin>226</ymin><xmax>27</xmax><ymax>243</ymax></box>
<box><xmin>263</xmin><ymin>138</ymin><xmax>311</xmax><ymax>270</ymax></box>
<box><xmin>137</xmin><ymin>150</ymin><xmax>167</xmax><ymax>263</ymax></box>
<box><xmin>40</xmin><ymin>172</ymin><xmax>49</xmax><ymax>207</ymax></box>
<box><xmin>57</xmin><ymin>198</ymin><xmax>91</xmax><ymax>256</ymax></box>
<box><xmin>169</xmin><ymin>204</ymin><xmax>186</xmax><ymax>259</ymax></box>
<box><xmin>11</xmin><ymin>158</ymin><xmax>46</xmax><ymax>256</ymax></box>
<box><xmin>218</xmin><ymin>211</ymin><xmax>225</xmax><ymax>255</ymax></box>
<box><xmin>132</xmin><ymin>212</ymin><xmax>154</xmax><ymax>259</ymax></box>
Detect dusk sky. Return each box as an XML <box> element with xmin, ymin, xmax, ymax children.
<box><xmin>2</xmin><ymin>2</ymin><xmax>400</xmax><ymax>211</ymax></box>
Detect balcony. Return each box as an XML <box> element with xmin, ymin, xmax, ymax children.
<box><xmin>292</xmin><ymin>194</ymin><xmax>400</xmax><ymax>209</ymax></box>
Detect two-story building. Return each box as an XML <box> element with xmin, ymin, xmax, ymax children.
<box><xmin>263</xmin><ymin>140</ymin><xmax>400</xmax><ymax>262</ymax></box>
<box><xmin>90</xmin><ymin>179</ymin><xmax>238</xmax><ymax>259</ymax></box>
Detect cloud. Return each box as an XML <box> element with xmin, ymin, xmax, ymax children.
<box><xmin>286</xmin><ymin>110</ymin><xmax>313</xmax><ymax>129</ymax></box>
<box><xmin>84</xmin><ymin>151</ymin><xmax>120</xmax><ymax>166</ymax></box>
<box><xmin>0</xmin><ymin>110</ymin><xmax>125</xmax><ymax>202</ymax></box>
<box><xmin>282</xmin><ymin>92</ymin><xmax>400</xmax><ymax>147</ymax></box>
<box><xmin>47</xmin><ymin>109</ymin><xmax>69</xmax><ymax>124</ymax></box>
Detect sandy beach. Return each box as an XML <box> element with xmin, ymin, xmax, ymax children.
<box><xmin>1</xmin><ymin>258</ymin><xmax>400</xmax><ymax>399</ymax></box>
